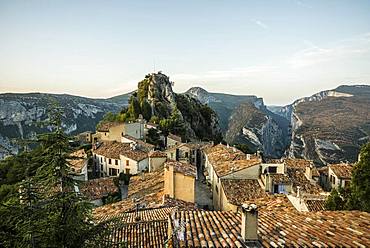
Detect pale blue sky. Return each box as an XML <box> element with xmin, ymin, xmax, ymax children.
<box><xmin>0</xmin><ymin>0</ymin><xmax>369</xmax><ymax>105</ymax></box>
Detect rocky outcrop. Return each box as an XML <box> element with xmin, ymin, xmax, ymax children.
<box><xmin>130</xmin><ymin>73</ymin><xmax>223</xmax><ymax>142</ymax></box>
<box><xmin>224</xmin><ymin>102</ymin><xmax>289</xmax><ymax>158</ymax></box>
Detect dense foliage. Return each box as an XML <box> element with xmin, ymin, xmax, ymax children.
<box><xmin>0</xmin><ymin>108</ymin><xmax>122</xmax><ymax>247</ymax></box>
<box><xmin>325</xmin><ymin>142</ymin><xmax>370</xmax><ymax>212</ymax></box>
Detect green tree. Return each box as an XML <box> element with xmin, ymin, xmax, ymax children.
<box><xmin>347</xmin><ymin>142</ymin><xmax>370</xmax><ymax>212</ymax></box>
<box><xmin>325</xmin><ymin>187</ymin><xmax>347</xmax><ymax>211</ymax></box>
<box><xmin>146</xmin><ymin>128</ymin><xmax>161</xmax><ymax>146</ymax></box>
<box><xmin>141</xmin><ymin>100</ymin><xmax>152</xmax><ymax>121</ymax></box>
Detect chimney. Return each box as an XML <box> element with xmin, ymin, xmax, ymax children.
<box><xmin>241</xmin><ymin>204</ymin><xmax>258</xmax><ymax>241</ymax></box>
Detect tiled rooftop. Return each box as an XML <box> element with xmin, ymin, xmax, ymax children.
<box><xmin>284</xmin><ymin>158</ymin><xmax>313</xmax><ymax>170</ymax></box>
<box><xmin>93</xmin><ymin>170</ymin><xmax>165</xmax><ymax>219</ymax></box>
<box><xmin>287</xmin><ymin>167</ymin><xmax>323</xmax><ymax>194</ymax></box>
<box><xmin>148</xmin><ymin>150</ymin><xmax>167</xmax><ymax>158</ymax></box>
<box><xmin>122</xmin><ymin>134</ymin><xmax>155</xmax><ymax>152</ymax></box>
<box><xmin>93</xmin><ymin>141</ymin><xmax>131</xmax><ymax>159</ymax></box>
<box><xmin>221</xmin><ymin>179</ymin><xmax>267</xmax><ymax>206</ymax></box>
<box><xmin>121</xmin><ymin>148</ymin><xmax>148</xmax><ymax>162</ymax></box>
<box><xmin>269</xmin><ymin>174</ymin><xmax>292</xmax><ymax>184</ymax></box>
<box><xmin>205</xmin><ymin>144</ymin><xmax>261</xmax><ymax>177</ymax></box>
<box><xmin>205</xmin><ymin>144</ymin><xmax>247</xmax><ymax>165</ymax></box>
<box><xmin>102</xmin><ymin>207</ymin><xmax>173</xmax><ymax>247</ymax></box>
<box><xmin>329</xmin><ymin>163</ymin><xmax>353</xmax><ymax>179</ymax></box>
<box><xmin>165</xmin><ymin>160</ymin><xmax>197</xmax><ymax>177</ymax></box>
<box><xmin>214</xmin><ymin>159</ymin><xmax>261</xmax><ymax>177</ymax></box>
<box><xmin>305</xmin><ymin>199</ymin><xmax>326</xmax><ymax>211</ymax></box>
<box><xmin>80</xmin><ymin>177</ymin><xmax>118</xmax><ymax>201</ymax></box>
<box><xmin>171</xmin><ymin>196</ymin><xmax>370</xmax><ymax>248</ymax></box>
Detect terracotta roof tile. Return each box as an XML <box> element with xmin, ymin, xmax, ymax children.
<box><xmin>270</xmin><ymin>174</ymin><xmax>292</xmax><ymax>184</ymax></box>
<box><xmin>221</xmin><ymin>179</ymin><xmax>267</xmax><ymax>205</ymax></box>
<box><xmin>121</xmin><ymin>148</ymin><xmax>148</xmax><ymax>162</ymax></box>
<box><xmin>80</xmin><ymin>177</ymin><xmax>118</xmax><ymax>201</ymax></box>
<box><xmin>93</xmin><ymin>141</ymin><xmax>131</xmax><ymax>159</ymax></box>
<box><xmin>205</xmin><ymin>144</ymin><xmax>261</xmax><ymax>177</ymax></box>
<box><xmin>148</xmin><ymin>150</ymin><xmax>167</xmax><ymax>158</ymax></box>
<box><xmin>284</xmin><ymin>158</ymin><xmax>313</xmax><ymax>170</ymax></box>
<box><xmin>102</xmin><ymin>208</ymin><xmax>172</xmax><ymax>247</ymax></box>
<box><xmin>93</xmin><ymin>170</ymin><xmax>165</xmax><ymax>220</ymax></box>
<box><xmin>214</xmin><ymin>159</ymin><xmax>261</xmax><ymax>177</ymax></box>
<box><xmin>122</xmin><ymin>134</ymin><xmax>155</xmax><ymax>152</ymax></box>
<box><xmin>305</xmin><ymin>199</ymin><xmax>326</xmax><ymax>211</ymax></box>
<box><xmin>329</xmin><ymin>163</ymin><xmax>353</xmax><ymax>179</ymax></box>
<box><xmin>165</xmin><ymin>160</ymin><xmax>197</xmax><ymax>177</ymax></box>
<box><xmin>171</xmin><ymin>196</ymin><xmax>370</xmax><ymax>247</ymax></box>
<box><xmin>287</xmin><ymin>168</ymin><xmax>323</xmax><ymax>194</ymax></box>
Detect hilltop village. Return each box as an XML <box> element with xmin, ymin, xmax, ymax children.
<box><xmin>69</xmin><ymin>113</ymin><xmax>369</xmax><ymax>247</ymax></box>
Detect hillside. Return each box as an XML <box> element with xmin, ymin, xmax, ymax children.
<box><xmin>286</xmin><ymin>85</ymin><xmax>370</xmax><ymax>164</ymax></box>
<box><xmin>186</xmin><ymin>87</ymin><xmax>262</xmax><ymax>131</ymax></box>
<box><xmin>0</xmin><ymin>92</ymin><xmax>131</xmax><ymax>158</ymax></box>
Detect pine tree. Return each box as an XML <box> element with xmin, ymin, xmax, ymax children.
<box><xmin>347</xmin><ymin>142</ymin><xmax>370</xmax><ymax>212</ymax></box>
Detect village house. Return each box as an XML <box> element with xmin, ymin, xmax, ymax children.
<box><xmin>68</xmin><ymin>149</ymin><xmax>89</xmax><ymax>181</ymax></box>
<box><xmin>327</xmin><ymin>163</ymin><xmax>353</xmax><ymax>189</ymax></box>
<box><xmin>166</xmin><ymin>133</ymin><xmax>182</xmax><ymax>149</ymax></box>
<box><xmin>121</xmin><ymin>134</ymin><xmax>155</xmax><ymax>152</ymax></box>
<box><xmin>165</xmin><ymin>142</ymin><xmax>212</xmax><ymax>167</ymax></box>
<box><xmin>148</xmin><ymin>150</ymin><xmax>167</xmax><ymax>172</ymax></box>
<box><xmin>203</xmin><ymin>144</ymin><xmax>263</xmax><ymax>210</ymax></box>
<box><xmin>75</xmin><ymin>131</ymin><xmax>93</xmax><ymax>143</ymax></box>
<box><xmin>93</xmin><ymin>120</ymin><xmax>145</xmax><ymax>143</ymax></box>
<box><xmin>259</xmin><ymin>161</ymin><xmax>292</xmax><ymax>194</ymax></box>
<box><xmin>164</xmin><ymin>160</ymin><xmax>196</xmax><ymax>203</ymax></box>
<box><xmin>119</xmin><ymin>147</ymin><xmax>148</xmax><ymax>175</ymax></box>
<box><xmin>92</xmin><ymin>141</ymin><xmax>149</xmax><ymax>176</ymax></box>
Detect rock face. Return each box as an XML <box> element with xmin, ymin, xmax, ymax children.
<box><xmin>132</xmin><ymin>73</ymin><xmax>223</xmax><ymax>142</ymax></box>
<box><xmin>224</xmin><ymin>102</ymin><xmax>289</xmax><ymax>158</ymax></box>
<box><xmin>269</xmin><ymin>85</ymin><xmax>370</xmax><ymax>164</ymax></box>
<box><xmin>186</xmin><ymin>87</ymin><xmax>262</xmax><ymax>132</ymax></box>
<box><xmin>0</xmin><ymin>93</ymin><xmax>130</xmax><ymax>159</ymax></box>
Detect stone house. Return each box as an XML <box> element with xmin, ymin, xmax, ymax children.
<box><xmin>164</xmin><ymin>160</ymin><xmax>196</xmax><ymax>203</ymax></box>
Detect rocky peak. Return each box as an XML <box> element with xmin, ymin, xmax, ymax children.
<box><xmin>147</xmin><ymin>72</ymin><xmax>176</xmax><ymax>105</ymax></box>
<box><xmin>186</xmin><ymin>87</ymin><xmax>216</xmax><ymax>104</ymax></box>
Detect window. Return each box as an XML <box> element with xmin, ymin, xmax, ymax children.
<box><xmin>125</xmin><ymin>168</ymin><xmax>130</xmax><ymax>174</ymax></box>
<box><xmin>115</xmin><ymin>160</ymin><xmax>118</xmax><ymax>165</ymax></box>
<box><xmin>94</xmin><ymin>154</ymin><xmax>96</xmax><ymax>159</ymax></box>
<box><xmin>185</xmin><ymin>152</ymin><xmax>189</xmax><ymax>158</ymax></box>
<box><xmin>268</xmin><ymin>166</ymin><xmax>277</xmax><ymax>173</ymax></box>
<box><xmin>109</xmin><ymin>159</ymin><xmax>112</xmax><ymax>164</ymax></box>
<box><xmin>100</xmin><ymin>157</ymin><xmax>102</xmax><ymax>163</ymax></box>
<box><xmin>109</xmin><ymin>168</ymin><xmax>118</xmax><ymax>176</ymax></box>
<box><xmin>215</xmin><ymin>185</ymin><xmax>218</xmax><ymax>194</ymax></box>
<box><xmin>100</xmin><ymin>165</ymin><xmax>103</xmax><ymax>171</ymax></box>
<box><xmin>126</xmin><ymin>160</ymin><xmax>129</xmax><ymax>166</ymax></box>
<box><xmin>344</xmin><ymin>180</ymin><xmax>350</xmax><ymax>188</ymax></box>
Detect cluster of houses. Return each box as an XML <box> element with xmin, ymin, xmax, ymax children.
<box><xmin>68</xmin><ymin>117</ymin><xmax>369</xmax><ymax>247</ymax></box>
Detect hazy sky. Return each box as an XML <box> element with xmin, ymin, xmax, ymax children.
<box><xmin>0</xmin><ymin>0</ymin><xmax>370</xmax><ymax>105</ymax></box>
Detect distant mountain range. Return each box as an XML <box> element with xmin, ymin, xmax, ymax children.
<box><xmin>1</xmin><ymin>82</ymin><xmax>369</xmax><ymax>165</ymax></box>
<box><xmin>0</xmin><ymin>92</ymin><xmax>131</xmax><ymax>158</ymax></box>
<box><xmin>186</xmin><ymin>85</ymin><xmax>370</xmax><ymax>164</ymax></box>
